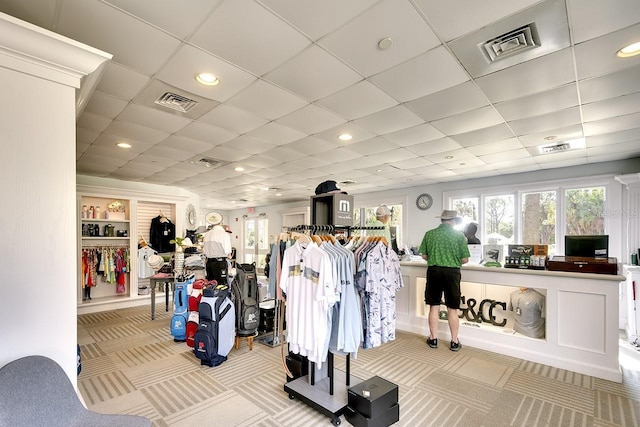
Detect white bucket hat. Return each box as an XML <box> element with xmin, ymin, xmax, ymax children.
<box><xmin>147</xmin><ymin>254</ymin><xmax>164</xmax><ymax>270</ymax></box>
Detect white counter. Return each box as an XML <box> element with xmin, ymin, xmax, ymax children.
<box><xmin>397</xmin><ymin>262</ymin><xmax>625</xmax><ymax>382</ymax></box>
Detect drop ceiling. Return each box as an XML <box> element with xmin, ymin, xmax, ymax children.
<box><xmin>1</xmin><ymin>0</ymin><xmax>640</xmax><ymax>208</ymax></box>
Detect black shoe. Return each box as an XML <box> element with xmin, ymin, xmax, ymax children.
<box><xmin>450</xmin><ymin>340</ymin><xmax>461</xmax><ymax>352</ymax></box>
<box><xmin>427</xmin><ymin>337</ymin><xmax>438</xmax><ymax>349</ymax></box>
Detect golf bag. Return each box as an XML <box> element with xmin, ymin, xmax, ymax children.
<box><xmin>170</xmin><ymin>278</ymin><xmax>191</xmax><ymax>342</ymax></box>
<box><xmin>231</xmin><ymin>263</ymin><xmax>259</xmax><ymax>336</ymax></box>
<box><xmin>193</xmin><ymin>284</ymin><xmax>235</xmax><ymax>367</ymax></box>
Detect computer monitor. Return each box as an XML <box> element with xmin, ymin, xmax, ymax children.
<box><xmin>564</xmin><ymin>235</ymin><xmax>609</xmax><ymax>258</ymax></box>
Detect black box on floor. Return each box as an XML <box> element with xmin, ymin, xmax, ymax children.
<box><xmin>347</xmin><ymin>376</ymin><xmax>398</xmax><ymax>419</ymax></box>
<box><xmin>345</xmin><ymin>403</ymin><xmax>399</xmax><ymax>427</ymax></box>
<box><xmin>285</xmin><ymin>353</ymin><xmax>308</xmax><ymax>383</ymax></box>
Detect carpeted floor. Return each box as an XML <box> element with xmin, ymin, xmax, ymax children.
<box><xmin>77</xmin><ymin>304</ymin><xmax>640</xmax><ymax>426</ymax></box>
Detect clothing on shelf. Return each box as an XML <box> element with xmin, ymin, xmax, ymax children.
<box><xmin>82</xmin><ymin>246</ymin><xmax>130</xmax><ymax>296</ymax></box>
<box><xmin>149</xmin><ymin>214</ymin><xmax>175</xmax><ymax>253</ymax></box>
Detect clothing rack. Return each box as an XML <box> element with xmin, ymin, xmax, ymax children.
<box><xmin>282</xmin><ymin>224</ymin><xmax>384</xmax><ymax>426</ymax></box>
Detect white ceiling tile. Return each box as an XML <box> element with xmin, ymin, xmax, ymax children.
<box><xmin>57</xmin><ymin>0</ymin><xmax>181</xmax><ymax>75</ymax></box>
<box><xmin>346</xmin><ymin>137</ymin><xmax>400</xmax><ymax>156</ymax></box>
<box><xmin>226</xmin><ymin>80</ymin><xmax>309</xmax><ymax>121</ymax></box>
<box><xmin>413</xmin><ymin>0</ymin><xmax>540</xmax><ymax>42</ymax></box>
<box><xmin>517</xmin><ymin>124</ymin><xmax>584</xmax><ymax>148</ymax></box>
<box><xmin>369</xmin><ymin>46</ymin><xmax>470</xmax><ymax>102</ymax></box>
<box><xmin>494</xmin><ymin>84</ymin><xmax>580</xmax><ymax>122</ymax></box>
<box><xmin>311</xmin><ymin>147</ymin><xmax>362</xmax><ymax>163</ymax></box>
<box><xmin>105</xmin><ymin>121</ymin><xmax>169</xmax><ymax>144</ymax></box>
<box><xmin>78</xmin><ymin>153</ymin><xmax>128</xmax><ymax>169</ymax></box>
<box><xmin>479</xmin><ymin>148</ymin><xmax>531</xmax><ymax>164</ymax></box>
<box><xmin>316</xmin><ymin>80</ymin><xmax>398</xmax><ymax>121</ymax></box>
<box><xmin>574</xmin><ymin>23</ymin><xmax>640</xmax><ymax>80</ymax></box>
<box><xmin>405</xmin><ymin>81</ymin><xmax>489</xmax><ymax>122</ymax></box>
<box><xmin>275</xmin><ymin>104</ymin><xmax>346</xmax><ymax>134</ymax></box>
<box><xmin>261</xmin><ymin>0</ymin><xmax>378</xmax><ymax>41</ymax></box>
<box><xmin>105</xmin><ymin>0</ymin><xmax>222</xmax><ymax>39</ymax></box>
<box><xmin>581</xmin><ymin>92</ymin><xmax>640</xmax><ymax>122</ymax></box>
<box><xmin>199</xmin><ymin>104</ymin><xmax>269</xmax><ymax>134</ymax></box>
<box><xmin>81</xmin><ymin>144</ymin><xmax>140</xmax><ymax>161</ymax></box>
<box><xmin>586</xmin><ymin>127</ymin><xmax>640</xmax><ymax>147</ymax></box>
<box><xmin>508</xmin><ymin>106</ymin><xmax>582</xmax><ymax>136</ymax></box>
<box><xmin>406</xmin><ymin>138</ymin><xmax>462</xmax><ymax>156</ymax></box>
<box><xmin>265</xmin><ymin>45</ymin><xmax>362</xmax><ymax>101</ymax></box>
<box><xmin>260</xmin><ymin>146</ymin><xmax>307</xmax><ymax>162</ymax></box>
<box><xmin>467</xmin><ymin>138</ymin><xmax>524</xmax><ymax>156</ymax></box>
<box><xmin>199</xmin><ymin>146</ymin><xmax>252</xmax><ymax>162</ymax></box>
<box><xmin>190</xmin><ymin>0</ymin><xmax>310</xmax><ymax>76</ymax></box>
<box><xmin>77</xmin><ymin>112</ymin><xmax>113</xmax><ymax>133</ymax></box>
<box><xmin>283</xmin><ymin>136</ymin><xmax>340</xmax><ymax>155</ymax></box>
<box><xmin>364</xmin><ymin>148</ymin><xmax>416</xmax><ymax>164</ymax></box>
<box><xmin>354</xmin><ymin>105</ymin><xmax>424</xmax><ymax>135</ymax></box>
<box><xmin>584</xmin><ymin>112</ymin><xmax>640</xmax><ymax>136</ymax></box>
<box><xmin>96</xmin><ymin>62</ymin><xmax>149</xmax><ymax>101</ymax></box>
<box><xmin>489</xmin><ymin>157</ymin><xmax>539</xmax><ymax>170</ymax></box>
<box><xmin>77</xmin><ymin>128</ymin><xmax>100</xmax><ymax>146</ymax></box>
<box><xmin>220</xmin><ymin>136</ymin><xmax>277</xmax><ymax>155</ymax></box>
<box><xmin>450</xmin><ymin>124</ymin><xmax>516</xmax><ymax>147</ymax></box>
<box><xmin>431</xmin><ymin>106</ymin><xmax>505</xmax><ymax>135</ymax></box>
<box><xmin>91</xmin><ymin>134</ymin><xmax>154</xmax><ymax>153</ymax></box>
<box><xmin>131</xmin><ymin>153</ymin><xmax>181</xmax><ymax>168</ymax></box>
<box><xmin>389</xmin><ymin>156</ymin><xmax>433</xmax><ymax>170</ymax></box>
<box><xmin>579</xmin><ymin>65</ymin><xmax>640</xmax><ymax>103</ymax></box>
<box><xmin>159</xmin><ymin>135</ymin><xmax>214</xmax><ymax>154</ymax></box>
<box><xmin>439</xmin><ymin>156</ymin><xmax>487</xmax><ymax>170</ymax></box>
<box><xmin>313</xmin><ymin>124</ymin><xmax>376</xmax><ymax>145</ymax></box>
<box><xmin>568</xmin><ymin>0</ymin><xmax>640</xmax><ymax>43</ymax></box>
<box><xmin>475</xmin><ymin>48</ymin><xmax>575</xmax><ymax>103</ymax></box>
<box><xmin>244</xmin><ymin>123</ymin><xmax>307</xmax><ymax>146</ymax></box>
<box><xmin>117</xmin><ymin>104</ymin><xmax>192</xmax><ymax>134</ymax></box>
<box><xmin>176</xmin><ymin>122</ymin><xmax>238</xmax><ymax>146</ymax></box>
<box><xmin>383</xmin><ymin>124</ymin><xmax>445</xmax><ymax>146</ymax></box>
<box><xmin>84</xmin><ymin>92</ymin><xmax>128</xmax><ymax>118</ymax></box>
<box><xmin>423</xmin><ymin>148</ymin><xmax>476</xmax><ymax>164</ymax></box>
<box><xmin>76</xmin><ymin>158</ymin><xmax>122</xmax><ymax>175</ymax></box>
<box><xmin>156</xmin><ymin>45</ymin><xmax>257</xmax><ymax>103</ymax></box>
<box><xmin>530</xmin><ymin>148</ymin><xmax>588</xmax><ymax>162</ymax></box>
<box><xmin>319</xmin><ymin>0</ymin><xmax>441</xmax><ymax>77</ymax></box>
<box><xmin>249</xmin><ymin>166</ymin><xmax>289</xmax><ymax>178</ymax></box>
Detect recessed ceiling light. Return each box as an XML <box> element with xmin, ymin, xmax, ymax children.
<box><xmin>116</xmin><ymin>142</ymin><xmax>131</xmax><ymax>148</ymax></box>
<box><xmin>338</xmin><ymin>133</ymin><xmax>352</xmax><ymax>141</ymax></box>
<box><xmin>617</xmin><ymin>41</ymin><xmax>640</xmax><ymax>58</ymax></box>
<box><xmin>376</xmin><ymin>169</ymin><xmax>383</xmax><ymax>173</ymax></box>
<box><xmin>276</xmin><ymin>193</ymin><xmax>282</xmax><ymax>197</ymax></box>
<box><xmin>195</xmin><ymin>73</ymin><xmax>220</xmax><ymax>86</ymax></box>
<box><xmin>544</xmin><ymin>135</ymin><xmax>556</xmax><ymax>141</ymax></box>
<box><xmin>234</xmin><ymin>166</ymin><xmax>244</xmax><ymax>172</ymax></box>
<box><xmin>445</xmin><ymin>155</ymin><xmax>454</xmax><ymax>160</ymax></box>
<box><xmin>378</xmin><ymin>37</ymin><xmax>393</xmax><ymax>50</ymax></box>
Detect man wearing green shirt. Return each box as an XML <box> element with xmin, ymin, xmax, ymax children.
<box><xmin>419</xmin><ymin>210</ymin><xmax>470</xmax><ymax>351</ymax></box>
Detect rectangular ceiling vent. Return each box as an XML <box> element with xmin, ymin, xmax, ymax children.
<box><xmin>481</xmin><ymin>23</ymin><xmax>539</xmax><ymax>63</ymax></box>
<box><xmin>155</xmin><ymin>92</ymin><xmax>198</xmax><ymax>113</ymax></box>
<box><xmin>189</xmin><ymin>157</ymin><xmax>226</xmax><ymax>168</ymax></box>
<box><xmin>540</xmin><ymin>142</ymin><xmax>571</xmax><ymax>154</ymax></box>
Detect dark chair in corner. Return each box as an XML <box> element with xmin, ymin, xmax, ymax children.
<box><xmin>0</xmin><ymin>355</ymin><xmax>151</xmax><ymax>427</ymax></box>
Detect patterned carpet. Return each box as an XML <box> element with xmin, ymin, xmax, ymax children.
<box><xmin>77</xmin><ymin>304</ymin><xmax>640</xmax><ymax>426</ymax></box>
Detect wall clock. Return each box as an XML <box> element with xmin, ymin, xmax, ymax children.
<box><xmin>416</xmin><ymin>193</ymin><xmax>433</xmax><ymax>211</ymax></box>
<box><xmin>205</xmin><ymin>211</ymin><xmax>223</xmax><ymax>226</ymax></box>
<box><xmin>186</xmin><ymin>204</ymin><xmax>197</xmax><ymax>228</ymax></box>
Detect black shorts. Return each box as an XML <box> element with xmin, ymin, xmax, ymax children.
<box><xmin>425</xmin><ymin>266</ymin><xmax>461</xmax><ymax>309</ymax></box>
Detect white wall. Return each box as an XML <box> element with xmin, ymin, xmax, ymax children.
<box><xmin>0</xmin><ymin>13</ymin><xmax>111</xmax><ymax>386</ymax></box>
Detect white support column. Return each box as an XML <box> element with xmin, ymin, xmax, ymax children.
<box><xmin>615</xmin><ymin>173</ymin><xmax>640</xmax><ymax>263</ymax></box>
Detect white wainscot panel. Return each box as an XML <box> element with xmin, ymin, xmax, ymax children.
<box><xmin>558</xmin><ymin>290</ymin><xmax>605</xmax><ymax>353</ymax></box>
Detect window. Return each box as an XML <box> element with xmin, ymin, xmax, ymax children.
<box><xmin>243</xmin><ymin>216</ymin><xmax>269</xmax><ymax>268</ymax></box>
<box><xmin>353</xmin><ymin>203</ymin><xmax>403</xmax><ymax>248</ymax></box>
<box><xmin>484</xmin><ymin>194</ymin><xmax>514</xmax><ymax>245</ymax></box>
<box><xmin>564</xmin><ymin>187</ymin><xmax>605</xmax><ymax>236</ymax></box>
<box><xmin>522</xmin><ymin>191</ymin><xmax>556</xmax><ymax>254</ymax></box>
<box><xmin>445</xmin><ymin>181</ymin><xmax>610</xmax><ymax>256</ymax></box>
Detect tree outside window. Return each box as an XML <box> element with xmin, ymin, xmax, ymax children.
<box><xmin>522</xmin><ymin>191</ymin><xmax>556</xmax><ymax>254</ymax></box>
<box><xmin>565</xmin><ymin>187</ymin><xmax>605</xmax><ymax>235</ymax></box>
<box><xmin>484</xmin><ymin>195</ymin><xmax>514</xmax><ymax>244</ymax></box>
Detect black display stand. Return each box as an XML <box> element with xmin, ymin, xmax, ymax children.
<box><xmin>284</xmin><ymin>353</ymin><xmax>362</xmax><ymax>426</ymax></box>
<box><xmin>310</xmin><ymin>193</ymin><xmax>354</xmax><ymax>226</ymax></box>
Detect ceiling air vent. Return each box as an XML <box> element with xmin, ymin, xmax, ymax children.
<box><xmin>481</xmin><ymin>23</ymin><xmax>539</xmax><ymax>63</ymax></box>
<box><xmin>540</xmin><ymin>142</ymin><xmax>571</xmax><ymax>154</ymax></box>
<box><xmin>190</xmin><ymin>157</ymin><xmax>223</xmax><ymax>168</ymax></box>
<box><xmin>155</xmin><ymin>92</ymin><xmax>198</xmax><ymax>113</ymax></box>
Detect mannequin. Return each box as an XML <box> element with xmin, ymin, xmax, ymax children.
<box><xmin>509</xmin><ymin>287</ymin><xmax>545</xmax><ymax>338</ymax></box>
<box><xmin>203</xmin><ymin>223</ymin><xmax>232</xmax><ymax>284</ymax></box>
